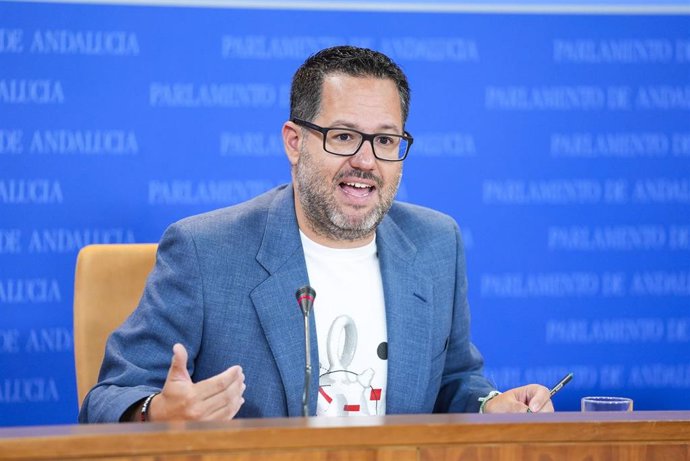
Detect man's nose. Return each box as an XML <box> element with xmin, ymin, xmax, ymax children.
<box><xmin>349</xmin><ymin>139</ymin><xmax>376</xmax><ymax>169</ymax></box>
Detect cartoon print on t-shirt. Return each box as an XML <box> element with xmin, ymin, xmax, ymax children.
<box><xmin>317</xmin><ymin>315</ymin><xmax>385</xmax><ymax>415</ymax></box>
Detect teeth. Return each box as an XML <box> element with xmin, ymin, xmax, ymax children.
<box><xmin>345</xmin><ymin>182</ymin><xmax>370</xmax><ymax>189</ymax></box>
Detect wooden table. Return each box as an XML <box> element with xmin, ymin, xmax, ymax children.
<box><xmin>1</xmin><ymin>411</ymin><xmax>688</xmax><ymax>460</ymax></box>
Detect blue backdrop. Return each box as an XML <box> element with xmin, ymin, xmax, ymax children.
<box><xmin>1</xmin><ymin>1</ymin><xmax>689</xmax><ymax>426</ymax></box>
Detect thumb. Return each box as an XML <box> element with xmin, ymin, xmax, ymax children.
<box><xmin>167</xmin><ymin>343</ymin><xmax>191</xmax><ymax>382</ymax></box>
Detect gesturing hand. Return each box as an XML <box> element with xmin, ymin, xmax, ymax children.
<box><xmin>148</xmin><ymin>343</ymin><xmax>245</xmax><ymax>421</ymax></box>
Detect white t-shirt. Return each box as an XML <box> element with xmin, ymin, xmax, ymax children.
<box><xmin>300</xmin><ymin>231</ymin><xmax>388</xmax><ymax>416</ymax></box>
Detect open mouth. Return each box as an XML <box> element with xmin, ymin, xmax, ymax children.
<box><xmin>339</xmin><ymin>181</ymin><xmax>375</xmax><ymax>198</ymax></box>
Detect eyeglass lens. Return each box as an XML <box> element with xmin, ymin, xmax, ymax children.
<box><xmin>325</xmin><ymin>129</ymin><xmax>408</xmax><ymax>160</ymax></box>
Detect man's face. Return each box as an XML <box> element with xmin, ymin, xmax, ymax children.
<box><xmin>291</xmin><ymin>74</ymin><xmax>404</xmax><ymax>247</ymax></box>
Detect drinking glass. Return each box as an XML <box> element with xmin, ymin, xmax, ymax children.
<box><xmin>581</xmin><ymin>396</ymin><xmax>633</xmax><ymax>412</ymax></box>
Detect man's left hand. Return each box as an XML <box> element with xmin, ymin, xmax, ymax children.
<box><xmin>483</xmin><ymin>384</ymin><xmax>554</xmax><ymax>413</ymax></box>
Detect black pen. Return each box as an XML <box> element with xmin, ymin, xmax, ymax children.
<box><xmin>549</xmin><ymin>372</ymin><xmax>573</xmax><ymax>397</ymax></box>
<box><xmin>527</xmin><ymin>372</ymin><xmax>573</xmax><ymax>412</ymax></box>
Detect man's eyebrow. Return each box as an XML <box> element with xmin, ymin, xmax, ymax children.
<box><xmin>329</xmin><ymin>119</ymin><xmax>402</xmax><ymax>133</ymax></box>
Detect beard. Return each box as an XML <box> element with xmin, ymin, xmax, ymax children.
<box><xmin>294</xmin><ymin>144</ymin><xmax>401</xmax><ymax>242</ymax></box>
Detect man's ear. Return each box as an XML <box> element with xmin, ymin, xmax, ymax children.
<box><xmin>282</xmin><ymin>121</ymin><xmax>301</xmax><ymax>166</ymax></box>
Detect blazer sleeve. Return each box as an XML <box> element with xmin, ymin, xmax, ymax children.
<box><xmin>433</xmin><ymin>223</ymin><xmax>497</xmax><ymax>413</ymax></box>
<box><xmin>78</xmin><ymin>222</ymin><xmax>205</xmax><ymax>423</ymax></box>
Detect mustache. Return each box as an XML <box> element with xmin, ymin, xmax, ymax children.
<box><xmin>335</xmin><ymin>169</ymin><xmax>383</xmax><ymax>188</ymax></box>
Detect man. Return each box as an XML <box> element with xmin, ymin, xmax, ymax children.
<box><xmin>79</xmin><ymin>46</ymin><xmax>553</xmax><ymax>423</ymax></box>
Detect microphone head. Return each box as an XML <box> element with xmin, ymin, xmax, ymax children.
<box><xmin>295</xmin><ymin>285</ymin><xmax>316</xmax><ymax>317</ymax></box>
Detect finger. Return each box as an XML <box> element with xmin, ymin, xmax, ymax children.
<box><xmin>204</xmin><ymin>395</ymin><xmax>245</xmax><ymax>421</ymax></box>
<box><xmin>534</xmin><ymin>399</ymin><xmax>555</xmax><ymax>413</ymax></box>
<box><xmin>222</xmin><ymin>377</ymin><xmax>246</xmax><ymax>421</ymax></box>
<box><xmin>194</xmin><ymin>365</ymin><xmax>244</xmax><ymax>401</ymax></box>
<box><xmin>526</xmin><ymin>384</ymin><xmax>553</xmax><ymax>412</ymax></box>
<box><xmin>197</xmin><ymin>372</ymin><xmax>245</xmax><ymax>419</ymax></box>
<box><xmin>225</xmin><ymin>372</ymin><xmax>246</xmax><ymax>402</ymax></box>
<box><xmin>205</xmin><ymin>378</ymin><xmax>246</xmax><ymax>422</ymax></box>
<box><xmin>227</xmin><ymin>395</ymin><xmax>245</xmax><ymax>420</ymax></box>
<box><xmin>167</xmin><ymin>343</ymin><xmax>192</xmax><ymax>383</ymax></box>
<box><xmin>207</xmin><ymin>368</ymin><xmax>246</xmax><ymax>418</ymax></box>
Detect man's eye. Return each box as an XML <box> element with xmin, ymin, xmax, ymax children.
<box><xmin>377</xmin><ymin>136</ymin><xmax>395</xmax><ymax>145</ymax></box>
<box><xmin>332</xmin><ymin>132</ymin><xmax>354</xmax><ymax>142</ymax></box>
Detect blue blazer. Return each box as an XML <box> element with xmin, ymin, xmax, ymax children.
<box><xmin>80</xmin><ymin>184</ymin><xmax>495</xmax><ymax>423</ymax></box>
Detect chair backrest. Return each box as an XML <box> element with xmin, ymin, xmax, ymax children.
<box><xmin>73</xmin><ymin>243</ymin><xmax>157</xmax><ymax>408</ymax></box>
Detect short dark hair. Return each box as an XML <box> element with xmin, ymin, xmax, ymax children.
<box><xmin>290</xmin><ymin>45</ymin><xmax>411</xmax><ymax>125</ymax></box>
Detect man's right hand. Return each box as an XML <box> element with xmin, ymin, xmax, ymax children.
<box><xmin>147</xmin><ymin>343</ymin><xmax>245</xmax><ymax>421</ymax></box>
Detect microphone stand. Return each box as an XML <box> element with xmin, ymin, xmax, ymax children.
<box><xmin>295</xmin><ymin>286</ymin><xmax>316</xmax><ymax>417</ymax></box>
<box><xmin>302</xmin><ymin>310</ymin><xmax>311</xmax><ymax>418</ymax></box>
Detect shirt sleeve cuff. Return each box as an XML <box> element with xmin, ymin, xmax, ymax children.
<box><xmin>478</xmin><ymin>390</ymin><xmax>502</xmax><ymax>413</ymax></box>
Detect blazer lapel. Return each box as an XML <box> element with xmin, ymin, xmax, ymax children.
<box><xmin>377</xmin><ymin>215</ymin><xmax>434</xmax><ymax>414</ymax></box>
<box><xmin>250</xmin><ymin>185</ymin><xmax>319</xmax><ymax>417</ymax></box>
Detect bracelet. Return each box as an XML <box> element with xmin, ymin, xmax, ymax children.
<box><xmin>140</xmin><ymin>392</ymin><xmax>159</xmax><ymax>422</ymax></box>
<box><xmin>478</xmin><ymin>390</ymin><xmax>502</xmax><ymax>414</ymax></box>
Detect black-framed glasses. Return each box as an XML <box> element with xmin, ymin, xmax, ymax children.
<box><xmin>292</xmin><ymin>118</ymin><xmax>413</xmax><ymax>162</ymax></box>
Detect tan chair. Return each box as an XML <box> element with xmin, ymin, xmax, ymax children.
<box><xmin>73</xmin><ymin>243</ymin><xmax>157</xmax><ymax>408</ymax></box>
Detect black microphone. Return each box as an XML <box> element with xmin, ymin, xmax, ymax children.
<box><xmin>295</xmin><ymin>285</ymin><xmax>316</xmax><ymax>417</ymax></box>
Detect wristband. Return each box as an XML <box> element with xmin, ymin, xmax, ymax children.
<box><xmin>140</xmin><ymin>392</ymin><xmax>159</xmax><ymax>422</ymax></box>
<box><xmin>478</xmin><ymin>390</ymin><xmax>501</xmax><ymax>414</ymax></box>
